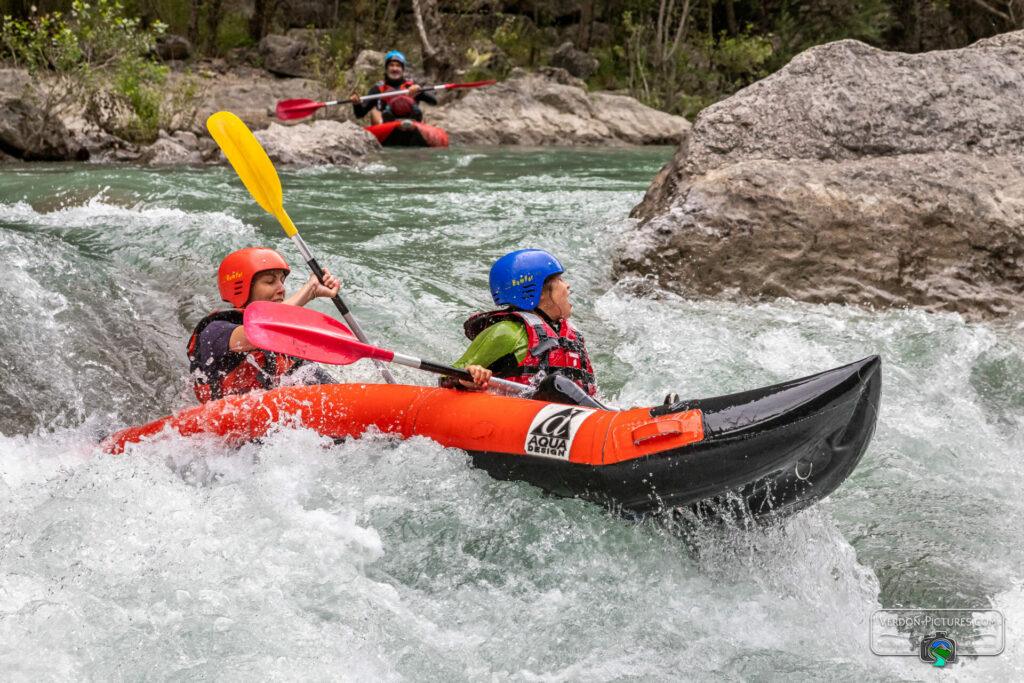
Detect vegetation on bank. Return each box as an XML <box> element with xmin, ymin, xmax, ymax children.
<box><xmin>2</xmin><ymin>0</ymin><xmax>1021</xmax><ymax>124</ymax></box>
<box><xmin>0</xmin><ymin>0</ymin><xmax>197</xmax><ymax>142</ymax></box>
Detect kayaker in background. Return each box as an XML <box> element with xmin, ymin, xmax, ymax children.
<box><xmin>348</xmin><ymin>50</ymin><xmax>437</xmax><ymax>126</ymax></box>
<box><xmin>187</xmin><ymin>247</ymin><xmax>340</xmax><ymax>403</ymax></box>
<box><xmin>451</xmin><ymin>249</ymin><xmax>599</xmax><ymax>404</ymax></box>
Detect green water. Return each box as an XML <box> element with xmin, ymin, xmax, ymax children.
<box><xmin>0</xmin><ymin>148</ymin><xmax>1021</xmax><ymax>679</ymax></box>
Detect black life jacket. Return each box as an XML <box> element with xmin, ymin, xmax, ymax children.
<box><xmin>186</xmin><ymin>309</ymin><xmax>306</xmax><ymax>403</ymax></box>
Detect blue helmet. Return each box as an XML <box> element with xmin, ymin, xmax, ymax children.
<box><xmin>489</xmin><ymin>249</ymin><xmax>565</xmax><ymax>310</ymax></box>
<box><xmin>384</xmin><ymin>50</ymin><xmax>407</xmax><ymax>67</ymax></box>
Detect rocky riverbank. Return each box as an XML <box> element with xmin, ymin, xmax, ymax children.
<box><xmin>618</xmin><ymin>31</ymin><xmax>1024</xmax><ymax>320</ymax></box>
<box><xmin>0</xmin><ymin>49</ymin><xmax>688</xmax><ymax>168</ymax></box>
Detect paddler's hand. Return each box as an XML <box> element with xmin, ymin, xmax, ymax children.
<box><xmin>348</xmin><ymin>92</ymin><xmax>361</xmax><ymax>104</ymax></box>
<box><xmin>406</xmin><ymin>84</ymin><xmax>421</xmax><ymax>97</ymax></box>
<box><xmin>460</xmin><ymin>364</ymin><xmax>492</xmax><ymax>390</ymax></box>
<box><xmin>292</xmin><ymin>270</ymin><xmax>340</xmax><ymax>306</ymax></box>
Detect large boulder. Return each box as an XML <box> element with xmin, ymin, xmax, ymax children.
<box><xmin>141</xmin><ymin>130</ymin><xmax>203</xmax><ymax>166</ymax></box>
<box><xmin>430</xmin><ymin>67</ymin><xmax>689</xmax><ymax>146</ymax></box>
<box><xmin>185</xmin><ymin>67</ymin><xmax>334</xmax><ymax>131</ymax></box>
<box><xmin>0</xmin><ymin>69</ymin><xmax>81</xmax><ymax>161</ymax></box>
<box><xmin>551</xmin><ymin>42</ymin><xmax>599</xmax><ymax>80</ymax></box>
<box><xmin>352</xmin><ymin>49</ymin><xmax>385</xmax><ymax>80</ymax></box>
<box><xmin>63</xmin><ymin>114</ymin><xmax>142</xmax><ymax>163</ymax></box>
<box><xmin>258</xmin><ymin>32</ymin><xmax>316</xmax><ymax>78</ymax></box>
<box><xmin>249</xmin><ymin>120</ymin><xmax>379</xmax><ymax>166</ymax></box>
<box><xmin>620</xmin><ymin>33</ymin><xmax>1024</xmax><ymax>320</ymax></box>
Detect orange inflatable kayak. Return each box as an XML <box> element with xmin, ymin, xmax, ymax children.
<box><xmin>365</xmin><ymin>119</ymin><xmax>449</xmax><ymax>147</ymax></box>
<box><xmin>103</xmin><ymin>356</ymin><xmax>880</xmax><ymax>517</ymax></box>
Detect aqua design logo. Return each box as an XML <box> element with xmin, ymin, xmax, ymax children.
<box><xmin>920</xmin><ymin>632</ymin><xmax>957</xmax><ymax>667</ymax></box>
<box><xmin>524</xmin><ymin>405</ymin><xmax>595</xmax><ymax>459</ymax></box>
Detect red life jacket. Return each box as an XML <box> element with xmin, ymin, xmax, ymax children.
<box><xmin>464</xmin><ymin>309</ymin><xmax>597</xmax><ymax>396</ymax></box>
<box><xmin>374</xmin><ymin>79</ymin><xmax>417</xmax><ymax>111</ymax></box>
<box><xmin>186</xmin><ymin>309</ymin><xmax>306</xmax><ymax>403</ymax></box>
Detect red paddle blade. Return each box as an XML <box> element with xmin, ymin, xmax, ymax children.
<box><xmin>444</xmin><ymin>79</ymin><xmax>497</xmax><ymax>90</ymax></box>
<box><xmin>275</xmin><ymin>98</ymin><xmax>326</xmax><ymax>121</ymax></box>
<box><xmin>243</xmin><ymin>301</ymin><xmax>392</xmax><ymax>366</ymax></box>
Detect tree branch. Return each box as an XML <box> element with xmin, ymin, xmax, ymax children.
<box><xmin>967</xmin><ymin>0</ymin><xmax>1011</xmax><ymax>22</ymax></box>
<box><xmin>411</xmin><ymin>0</ymin><xmax>436</xmax><ymax>58</ymax></box>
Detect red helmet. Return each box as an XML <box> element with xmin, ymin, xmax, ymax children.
<box><xmin>217</xmin><ymin>247</ymin><xmax>290</xmax><ymax>308</ymax></box>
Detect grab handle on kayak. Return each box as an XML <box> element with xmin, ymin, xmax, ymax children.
<box><xmin>631</xmin><ymin>420</ymin><xmax>685</xmax><ymax>446</ymax></box>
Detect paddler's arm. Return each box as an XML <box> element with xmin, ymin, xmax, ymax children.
<box><xmin>228</xmin><ymin>270</ymin><xmax>341</xmax><ymax>352</ymax></box>
<box><xmin>349</xmin><ymin>84</ymin><xmax>382</xmax><ymax>118</ymax></box>
<box><xmin>412</xmin><ymin>84</ymin><xmax>437</xmax><ymax>106</ymax></box>
<box><xmin>282</xmin><ymin>270</ymin><xmax>340</xmax><ymax>307</ymax></box>
<box><xmin>451</xmin><ymin>320</ymin><xmax>528</xmax><ymax>389</ymax></box>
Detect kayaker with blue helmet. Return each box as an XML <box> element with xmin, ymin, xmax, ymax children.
<box><xmin>452</xmin><ymin>249</ymin><xmax>598</xmax><ymax>399</ymax></box>
<box><xmin>187</xmin><ymin>247</ymin><xmax>340</xmax><ymax>403</ymax></box>
<box><xmin>348</xmin><ymin>50</ymin><xmax>438</xmax><ymax>126</ymax></box>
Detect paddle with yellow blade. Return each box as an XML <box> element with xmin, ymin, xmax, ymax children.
<box><xmin>206</xmin><ymin>110</ymin><xmax>396</xmax><ymax>384</ymax></box>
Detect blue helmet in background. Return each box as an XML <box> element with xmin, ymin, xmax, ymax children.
<box><xmin>384</xmin><ymin>50</ymin><xmax>407</xmax><ymax>67</ymax></box>
<box><xmin>489</xmin><ymin>249</ymin><xmax>565</xmax><ymax>310</ymax></box>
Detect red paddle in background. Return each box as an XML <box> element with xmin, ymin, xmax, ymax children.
<box><xmin>275</xmin><ymin>80</ymin><xmax>497</xmax><ymax>121</ymax></box>
<box><xmin>243</xmin><ymin>301</ymin><xmax>531</xmax><ymax>395</ymax></box>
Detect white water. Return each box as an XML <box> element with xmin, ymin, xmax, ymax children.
<box><xmin>1</xmin><ymin>152</ymin><xmax>1021</xmax><ymax>678</ymax></box>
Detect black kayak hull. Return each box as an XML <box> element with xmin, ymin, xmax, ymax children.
<box><xmin>470</xmin><ymin>356</ymin><xmax>882</xmax><ymax>518</ymax></box>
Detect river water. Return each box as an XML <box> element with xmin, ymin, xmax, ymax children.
<box><xmin>1</xmin><ymin>148</ymin><xmax>1021</xmax><ymax>679</ymax></box>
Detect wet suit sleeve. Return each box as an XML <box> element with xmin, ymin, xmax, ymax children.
<box><xmin>452</xmin><ymin>320</ymin><xmax>529</xmax><ymax>371</ymax></box>
<box><xmin>195</xmin><ymin>321</ymin><xmax>237</xmax><ymax>369</ymax></box>
<box><xmin>415</xmin><ymin>87</ymin><xmax>438</xmax><ymax>106</ymax></box>
<box><xmin>352</xmin><ymin>84</ymin><xmax>383</xmax><ymax>119</ymax></box>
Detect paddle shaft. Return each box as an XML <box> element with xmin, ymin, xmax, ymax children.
<box><xmin>319</xmin><ymin>82</ymin><xmax>473</xmax><ymax>108</ymax></box>
<box><xmin>388</xmin><ymin>352</ymin><xmax>531</xmax><ymax>395</ymax></box>
<box><xmin>288</xmin><ymin>230</ymin><xmax>397</xmax><ymax>384</ymax></box>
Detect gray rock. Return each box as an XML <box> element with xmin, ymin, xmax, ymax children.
<box><xmin>84</xmin><ymin>88</ymin><xmax>136</xmax><ymax>138</ymax></box>
<box><xmin>141</xmin><ymin>130</ymin><xmax>202</xmax><ymax>166</ymax></box>
<box><xmin>258</xmin><ymin>33</ymin><xmax>313</xmax><ymax>78</ymax></box>
<box><xmin>352</xmin><ymin>50</ymin><xmax>385</xmax><ymax>80</ymax></box>
<box><xmin>551</xmin><ymin>42</ymin><xmax>599</xmax><ymax>80</ymax></box>
<box><xmin>621</xmin><ymin>32</ymin><xmax>1024</xmax><ymax>320</ymax></box>
<box><xmin>430</xmin><ymin>69</ymin><xmax>689</xmax><ymax>146</ymax></box>
<box><xmin>63</xmin><ymin>114</ymin><xmax>139</xmax><ymax>162</ymax></box>
<box><xmin>156</xmin><ymin>34</ymin><xmax>192</xmax><ymax>61</ymax></box>
<box><xmin>187</xmin><ymin>71</ymin><xmax>332</xmax><ymax>131</ymax></box>
<box><xmin>0</xmin><ymin>68</ymin><xmax>80</xmax><ymax>161</ymax></box>
<box><xmin>249</xmin><ymin>120</ymin><xmax>379</xmax><ymax>166</ymax></box>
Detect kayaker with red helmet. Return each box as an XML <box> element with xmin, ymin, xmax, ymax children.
<box><xmin>348</xmin><ymin>50</ymin><xmax>437</xmax><ymax>126</ymax></box>
<box><xmin>452</xmin><ymin>249</ymin><xmax>598</xmax><ymax>399</ymax></box>
<box><xmin>187</xmin><ymin>247</ymin><xmax>340</xmax><ymax>403</ymax></box>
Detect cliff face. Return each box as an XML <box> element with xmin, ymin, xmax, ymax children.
<box><xmin>620</xmin><ymin>33</ymin><xmax>1024</xmax><ymax>320</ymax></box>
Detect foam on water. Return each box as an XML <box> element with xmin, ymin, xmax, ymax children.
<box><xmin>1</xmin><ymin>150</ymin><xmax>1021</xmax><ymax>678</ymax></box>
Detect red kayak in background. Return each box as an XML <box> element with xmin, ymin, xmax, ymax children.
<box><xmin>366</xmin><ymin>120</ymin><xmax>449</xmax><ymax>148</ymax></box>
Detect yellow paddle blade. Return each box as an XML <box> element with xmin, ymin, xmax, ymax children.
<box><xmin>206</xmin><ymin>111</ymin><xmax>298</xmax><ymax>237</ymax></box>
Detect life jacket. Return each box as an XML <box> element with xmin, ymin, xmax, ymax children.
<box><xmin>374</xmin><ymin>79</ymin><xmax>418</xmax><ymax>112</ymax></box>
<box><xmin>464</xmin><ymin>309</ymin><xmax>597</xmax><ymax>396</ymax></box>
<box><xmin>186</xmin><ymin>309</ymin><xmax>306</xmax><ymax>403</ymax></box>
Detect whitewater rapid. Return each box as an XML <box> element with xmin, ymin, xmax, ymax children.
<box><xmin>1</xmin><ymin>151</ymin><xmax>1021</xmax><ymax>678</ymax></box>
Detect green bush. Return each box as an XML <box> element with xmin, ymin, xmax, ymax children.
<box><xmin>113</xmin><ymin>54</ymin><xmax>167</xmax><ymax>141</ymax></box>
<box><xmin>307</xmin><ymin>27</ymin><xmax>354</xmax><ymax>91</ymax></box>
<box><xmin>0</xmin><ymin>0</ymin><xmax>175</xmax><ymax>143</ymax></box>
